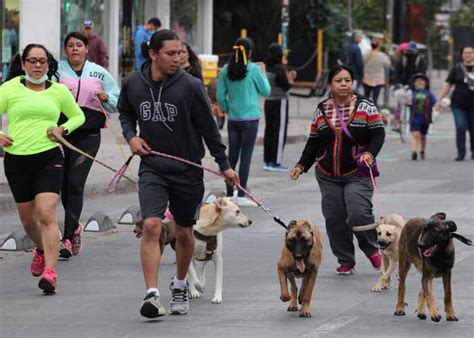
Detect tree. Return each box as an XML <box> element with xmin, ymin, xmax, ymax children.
<box><xmin>450</xmin><ymin>0</ymin><xmax>474</xmax><ymax>27</ymax></box>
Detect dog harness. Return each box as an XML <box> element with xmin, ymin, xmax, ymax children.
<box><xmin>193</xmin><ymin>230</ymin><xmax>217</xmax><ymax>261</ymax></box>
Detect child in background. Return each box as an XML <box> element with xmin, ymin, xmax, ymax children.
<box><xmin>408</xmin><ymin>73</ymin><xmax>436</xmax><ymax>160</ymax></box>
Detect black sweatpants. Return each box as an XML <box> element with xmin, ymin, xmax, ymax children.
<box><xmin>263</xmin><ymin>99</ymin><xmax>289</xmax><ymax>164</ymax></box>
<box><xmin>61</xmin><ymin>131</ymin><xmax>101</xmax><ymax>240</ymax></box>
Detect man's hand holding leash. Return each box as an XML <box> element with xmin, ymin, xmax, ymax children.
<box><xmin>129</xmin><ymin>136</ymin><xmax>151</xmax><ymax>156</ymax></box>
<box><xmin>222</xmin><ymin>168</ymin><xmax>240</xmax><ymax>187</ymax></box>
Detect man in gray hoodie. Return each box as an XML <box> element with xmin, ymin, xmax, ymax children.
<box><xmin>119</xmin><ymin>29</ymin><xmax>239</xmax><ymax>319</ymax></box>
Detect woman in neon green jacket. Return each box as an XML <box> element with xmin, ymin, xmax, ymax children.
<box><xmin>0</xmin><ymin>44</ymin><xmax>85</xmax><ymax>294</ymax></box>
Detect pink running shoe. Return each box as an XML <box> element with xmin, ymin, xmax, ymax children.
<box><xmin>369</xmin><ymin>252</ymin><xmax>382</xmax><ymax>270</ymax></box>
<box><xmin>59</xmin><ymin>239</ymin><xmax>73</xmax><ymax>259</ymax></box>
<box><xmin>336</xmin><ymin>263</ymin><xmax>355</xmax><ymax>275</ymax></box>
<box><xmin>38</xmin><ymin>267</ymin><xmax>57</xmax><ymax>294</ymax></box>
<box><xmin>72</xmin><ymin>224</ymin><xmax>83</xmax><ymax>256</ymax></box>
<box><xmin>31</xmin><ymin>249</ymin><xmax>45</xmax><ymax>277</ymax></box>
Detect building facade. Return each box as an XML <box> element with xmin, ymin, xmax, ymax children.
<box><xmin>1</xmin><ymin>0</ymin><xmax>213</xmax><ymax>81</ymax></box>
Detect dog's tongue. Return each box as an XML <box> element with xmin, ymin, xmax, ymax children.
<box><xmin>423</xmin><ymin>244</ymin><xmax>437</xmax><ymax>257</ymax></box>
<box><xmin>296</xmin><ymin>259</ymin><xmax>305</xmax><ymax>273</ymax></box>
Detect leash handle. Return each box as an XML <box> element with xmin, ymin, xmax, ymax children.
<box><xmin>364</xmin><ymin>159</ymin><xmax>384</xmax><ymax>223</ymax></box>
<box><xmin>106</xmin><ymin>155</ymin><xmax>134</xmax><ymax>193</ymax></box>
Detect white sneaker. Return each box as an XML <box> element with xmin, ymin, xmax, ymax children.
<box><xmin>236</xmin><ymin>197</ymin><xmax>258</xmax><ymax>207</ymax></box>
<box><xmin>169</xmin><ymin>280</ymin><xmax>189</xmax><ymax>315</ymax></box>
<box><xmin>140</xmin><ymin>292</ymin><xmax>166</xmax><ymax>318</ymax></box>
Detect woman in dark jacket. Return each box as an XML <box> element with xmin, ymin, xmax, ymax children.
<box><xmin>290</xmin><ymin>65</ymin><xmax>385</xmax><ymax>275</ymax></box>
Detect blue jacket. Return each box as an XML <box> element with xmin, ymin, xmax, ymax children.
<box><xmin>217</xmin><ymin>62</ymin><xmax>271</xmax><ymax>120</ymax></box>
<box><xmin>135</xmin><ymin>26</ymin><xmax>151</xmax><ymax>69</ymax></box>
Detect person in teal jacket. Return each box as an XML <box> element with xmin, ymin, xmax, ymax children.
<box><xmin>57</xmin><ymin>32</ymin><xmax>120</xmax><ymax>259</ymax></box>
<box><xmin>217</xmin><ymin>37</ymin><xmax>271</xmax><ymax>207</ymax></box>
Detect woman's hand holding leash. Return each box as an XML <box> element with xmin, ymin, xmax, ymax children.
<box><xmin>129</xmin><ymin>136</ymin><xmax>151</xmax><ymax>156</ymax></box>
<box><xmin>359</xmin><ymin>152</ymin><xmax>374</xmax><ymax>166</ymax></box>
<box><xmin>96</xmin><ymin>91</ymin><xmax>109</xmax><ymax>102</ymax></box>
<box><xmin>47</xmin><ymin>127</ymin><xmax>66</xmax><ymax>142</ymax></box>
<box><xmin>0</xmin><ymin>133</ymin><xmax>13</xmax><ymax>147</ymax></box>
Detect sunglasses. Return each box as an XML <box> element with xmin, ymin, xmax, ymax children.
<box><xmin>24</xmin><ymin>57</ymin><xmax>48</xmax><ymax>65</ymax></box>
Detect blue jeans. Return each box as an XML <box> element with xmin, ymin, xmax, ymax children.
<box><xmin>452</xmin><ymin>106</ymin><xmax>474</xmax><ymax>158</ymax></box>
<box><xmin>226</xmin><ymin>120</ymin><xmax>259</xmax><ymax>197</ymax></box>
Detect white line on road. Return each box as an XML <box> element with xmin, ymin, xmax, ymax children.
<box><xmin>300</xmin><ymin>316</ymin><xmax>358</xmax><ymax>337</ymax></box>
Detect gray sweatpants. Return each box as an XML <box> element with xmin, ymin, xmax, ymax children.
<box><xmin>316</xmin><ymin>172</ymin><xmax>378</xmax><ymax>266</ymax></box>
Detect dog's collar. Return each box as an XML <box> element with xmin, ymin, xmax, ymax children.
<box><xmin>193</xmin><ymin>230</ymin><xmax>217</xmax><ymax>261</ymax></box>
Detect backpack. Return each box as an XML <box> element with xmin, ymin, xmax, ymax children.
<box><xmin>459</xmin><ymin>63</ymin><xmax>474</xmax><ymax>91</ymax></box>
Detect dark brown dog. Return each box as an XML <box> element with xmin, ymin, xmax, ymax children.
<box><xmin>394</xmin><ymin>212</ymin><xmax>471</xmax><ymax>322</ymax></box>
<box><xmin>277</xmin><ymin>220</ymin><xmax>322</xmax><ymax>318</ymax></box>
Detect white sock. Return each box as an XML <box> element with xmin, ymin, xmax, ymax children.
<box><xmin>147</xmin><ymin>288</ymin><xmax>159</xmax><ymax>297</ymax></box>
<box><xmin>173</xmin><ymin>276</ymin><xmax>187</xmax><ymax>289</ymax></box>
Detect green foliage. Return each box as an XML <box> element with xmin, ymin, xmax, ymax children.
<box><xmin>170</xmin><ymin>0</ymin><xmax>197</xmax><ymax>30</ymax></box>
<box><xmin>450</xmin><ymin>0</ymin><xmax>474</xmax><ymax>27</ymax></box>
<box><xmin>351</xmin><ymin>0</ymin><xmax>384</xmax><ymax>33</ymax></box>
<box><xmin>431</xmin><ymin>26</ymin><xmax>449</xmax><ymax>69</ymax></box>
<box><xmin>289</xmin><ymin>0</ymin><xmax>348</xmax><ymax>51</ymax></box>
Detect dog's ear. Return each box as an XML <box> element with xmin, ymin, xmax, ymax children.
<box><xmin>214</xmin><ymin>197</ymin><xmax>227</xmax><ymax>210</ymax></box>
<box><xmin>302</xmin><ymin>220</ymin><xmax>314</xmax><ymax>236</ymax></box>
<box><xmin>432</xmin><ymin>212</ymin><xmax>447</xmax><ymax>220</ymax></box>
<box><xmin>446</xmin><ymin>220</ymin><xmax>457</xmax><ymax>233</ymax></box>
<box><xmin>288</xmin><ymin>220</ymin><xmax>297</xmax><ymax>229</ymax></box>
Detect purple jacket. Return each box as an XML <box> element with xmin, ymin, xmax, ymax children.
<box><xmin>87</xmin><ymin>34</ymin><xmax>109</xmax><ymax>68</ymax></box>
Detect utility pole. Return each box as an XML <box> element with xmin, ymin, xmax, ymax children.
<box><xmin>383</xmin><ymin>0</ymin><xmax>394</xmax><ymax>107</ymax></box>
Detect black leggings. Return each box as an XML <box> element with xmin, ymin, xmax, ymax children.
<box><xmin>61</xmin><ymin>132</ymin><xmax>101</xmax><ymax>240</ymax></box>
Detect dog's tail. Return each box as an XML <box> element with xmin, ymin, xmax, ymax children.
<box><xmin>352</xmin><ymin>223</ymin><xmax>379</xmax><ymax>232</ymax></box>
<box><xmin>452</xmin><ymin>233</ymin><xmax>473</xmax><ymax>246</ymax></box>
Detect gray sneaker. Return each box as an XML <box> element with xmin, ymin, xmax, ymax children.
<box><xmin>169</xmin><ymin>280</ymin><xmax>189</xmax><ymax>315</ymax></box>
<box><xmin>140</xmin><ymin>292</ymin><xmax>166</xmax><ymax>319</ymax></box>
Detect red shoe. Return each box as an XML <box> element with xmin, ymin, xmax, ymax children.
<box><xmin>336</xmin><ymin>263</ymin><xmax>355</xmax><ymax>275</ymax></box>
<box><xmin>72</xmin><ymin>224</ymin><xmax>83</xmax><ymax>256</ymax></box>
<box><xmin>31</xmin><ymin>249</ymin><xmax>45</xmax><ymax>277</ymax></box>
<box><xmin>38</xmin><ymin>267</ymin><xmax>57</xmax><ymax>294</ymax></box>
<box><xmin>369</xmin><ymin>252</ymin><xmax>382</xmax><ymax>270</ymax></box>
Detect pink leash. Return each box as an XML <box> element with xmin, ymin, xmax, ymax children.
<box><xmin>107</xmin><ymin>150</ymin><xmax>288</xmax><ymax>229</ymax></box>
<box><xmin>363</xmin><ymin>159</ymin><xmax>384</xmax><ymax>223</ymax></box>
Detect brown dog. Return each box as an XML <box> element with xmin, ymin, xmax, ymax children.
<box><xmin>394</xmin><ymin>212</ymin><xmax>472</xmax><ymax>322</ymax></box>
<box><xmin>277</xmin><ymin>220</ymin><xmax>322</xmax><ymax>318</ymax></box>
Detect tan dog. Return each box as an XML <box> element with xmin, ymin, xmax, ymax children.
<box><xmin>353</xmin><ymin>213</ymin><xmax>405</xmax><ymax>291</ymax></box>
<box><xmin>187</xmin><ymin>197</ymin><xmax>252</xmax><ymax>303</ymax></box>
<box><xmin>277</xmin><ymin>220</ymin><xmax>322</xmax><ymax>317</ymax></box>
<box><xmin>133</xmin><ymin>197</ymin><xmax>251</xmax><ymax>303</ymax></box>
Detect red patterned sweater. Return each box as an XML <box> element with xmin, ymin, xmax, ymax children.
<box><xmin>296</xmin><ymin>94</ymin><xmax>385</xmax><ymax>178</ymax></box>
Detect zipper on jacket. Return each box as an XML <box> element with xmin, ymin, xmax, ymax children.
<box><xmin>75</xmin><ymin>78</ymin><xmax>82</xmax><ymax>102</ymax></box>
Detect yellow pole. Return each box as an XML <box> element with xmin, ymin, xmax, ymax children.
<box><xmin>240</xmin><ymin>29</ymin><xmax>247</xmax><ymax>38</ymax></box>
<box><xmin>317</xmin><ymin>29</ymin><xmax>323</xmax><ymax>80</ymax></box>
<box><xmin>278</xmin><ymin>33</ymin><xmax>282</xmax><ymax>45</ymax></box>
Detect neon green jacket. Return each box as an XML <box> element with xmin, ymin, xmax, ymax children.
<box><xmin>0</xmin><ymin>76</ymin><xmax>85</xmax><ymax>155</ymax></box>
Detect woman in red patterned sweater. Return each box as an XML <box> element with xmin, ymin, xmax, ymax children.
<box><xmin>290</xmin><ymin>65</ymin><xmax>385</xmax><ymax>275</ymax></box>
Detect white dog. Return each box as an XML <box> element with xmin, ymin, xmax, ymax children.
<box><xmin>353</xmin><ymin>213</ymin><xmax>405</xmax><ymax>292</ymax></box>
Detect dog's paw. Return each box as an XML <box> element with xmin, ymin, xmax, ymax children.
<box><xmin>417</xmin><ymin>312</ymin><xmax>427</xmax><ymax>320</ymax></box>
<box><xmin>211</xmin><ymin>295</ymin><xmax>222</xmax><ymax>304</ymax></box>
<box><xmin>287</xmin><ymin>305</ymin><xmax>298</xmax><ymax>312</ymax></box>
<box><xmin>446</xmin><ymin>313</ymin><xmax>459</xmax><ymax>321</ymax></box>
<box><xmin>371</xmin><ymin>282</ymin><xmax>388</xmax><ymax>292</ymax></box>
<box><xmin>431</xmin><ymin>314</ymin><xmax>442</xmax><ymax>322</ymax></box>
<box><xmin>189</xmin><ymin>289</ymin><xmax>202</xmax><ymax>299</ymax></box>
<box><xmin>299</xmin><ymin>310</ymin><xmax>312</xmax><ymax>318</ymax></box>
<box><xmin>280</xmin><ymin>293</ymin><xmax>291</xmax><ymax>302</ymax></box>
<box><xmin>394</xmin><ymin>309</ymin><xmax>406</xmax><ymax>316</ymax></box>
<box><xmin>194</xmin><ymin>282</ymin><xmax>205</xmax><ymax>293</ymax></box>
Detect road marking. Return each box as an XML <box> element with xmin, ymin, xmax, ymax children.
<box><xmin>300</xmin><ymin>316</ymin><xmax>357</xmax><ymax>336</ymax></box>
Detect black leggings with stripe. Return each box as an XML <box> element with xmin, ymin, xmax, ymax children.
<box><xmin>61</xmin><ymin>131</ymin><xmax>101</xmax><ymax>241</ymax></box>
<box><xmin>263</xmin><ymin>99</ymin><xmax>289</xmax><ymax>164</ymax></box>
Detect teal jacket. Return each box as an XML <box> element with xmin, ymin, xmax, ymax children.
<box><xmin>217</xmin><ymin>62</ymin><xmax>271</xmax><ymax>120</ymax></box>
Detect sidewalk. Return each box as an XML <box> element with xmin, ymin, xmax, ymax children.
<box><xmin>0</xmin><ymin>70</ymin><xmax>449</xmax><ymax>213</ymax></box>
